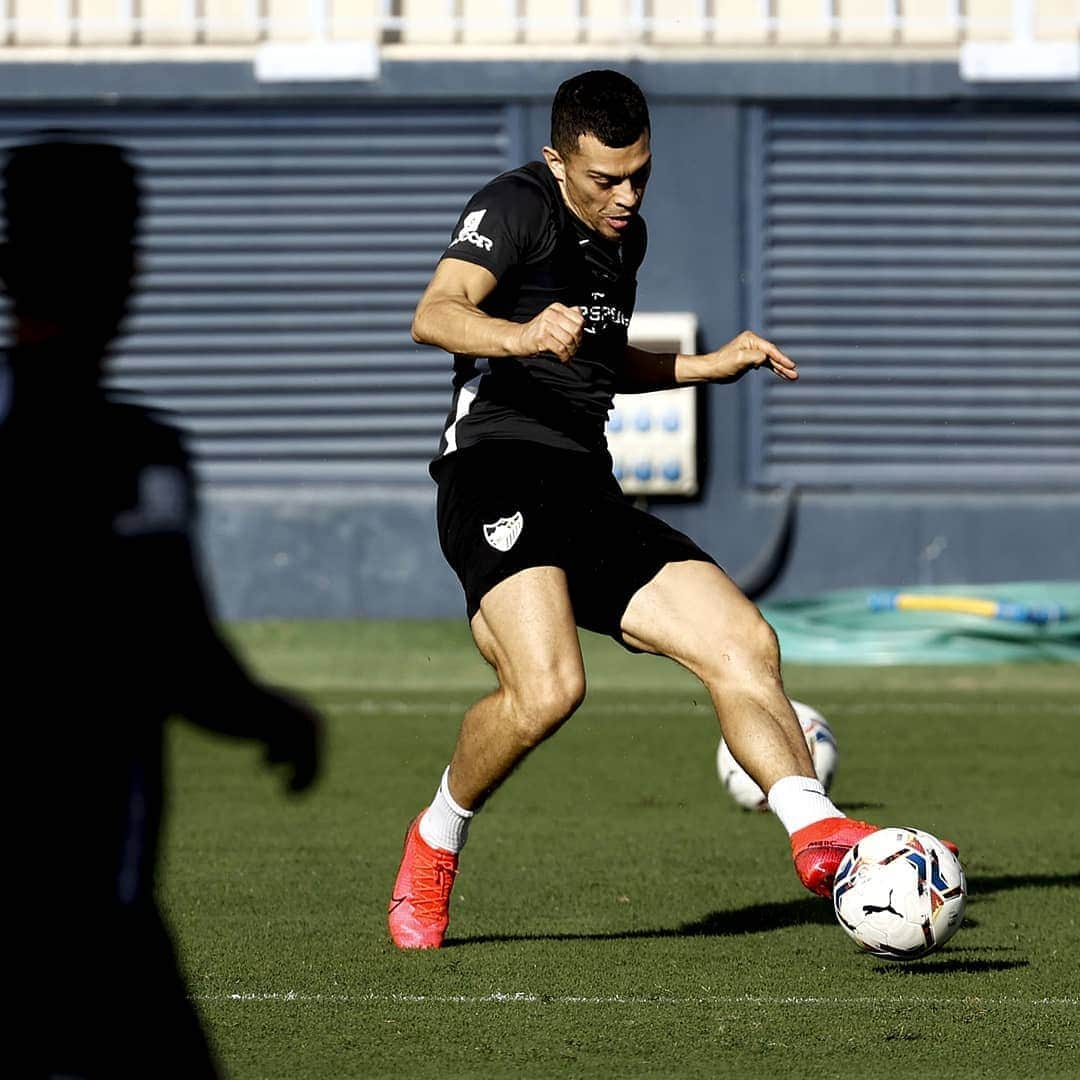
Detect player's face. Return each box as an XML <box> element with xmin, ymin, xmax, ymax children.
<box><xmin>543</xmin><ymin>132</ymin><xmax>652</xmax><ymax>241</ymax></box>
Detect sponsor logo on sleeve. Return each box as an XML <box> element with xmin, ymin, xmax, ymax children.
<box><xmin>451</xmin><ymin>209</ymin><xmax>494</xmax><ymax>252</ymax></box>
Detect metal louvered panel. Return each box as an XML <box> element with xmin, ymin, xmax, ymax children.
<box><xmin>748</xmin><ymin>107</ymin><xmax>1080</xmax><ymax>489</ymax></box>
<box><xmin>0</xmin><ymin>106</ymin><xmax>511</xmax><ymax>486</ymax></box>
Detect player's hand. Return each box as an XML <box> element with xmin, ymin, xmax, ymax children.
<box><xmin>700</xmin><ymin>330</ymin><xmax>798</xmax><ymax>383</ymax></box>
<box><xmin>260</xmin><ymin>689</ymin><xmax>323</xmax><ymax>794</ymax></box>
<box><xmin>514</xmin><ymin>303</ymin><xmax>585</xmax><ymax>363</ymax></box>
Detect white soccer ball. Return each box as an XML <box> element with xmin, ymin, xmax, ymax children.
<box><xmin>716</xmin><ymin>699</ymin><xmax>839</xmax><ymax>811</ymax></box>
<box><xmin>833</xmin><ymin>826</ymin><xmax>966</xmax><ymax>960</ymax></box>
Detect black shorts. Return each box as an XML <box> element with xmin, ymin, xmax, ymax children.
<box><xmin>434</xmin><ymin>441</ymin><xmax>717</xmax><ymax>644</ymax></box>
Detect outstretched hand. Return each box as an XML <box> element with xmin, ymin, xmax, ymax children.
<box><xmin>700</xmin><ymin>330</ymin><xmax>798</xmax><ymax>383</ymax></box>
<box><xmin>260</xmin><ymin>689</ymin><xmax>323</xmax><ymax>794</ymax></box>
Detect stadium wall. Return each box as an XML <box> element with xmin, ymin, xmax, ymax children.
<box><xmin>0</xmin><ymin>59</ymin><xmax>1076</xmax><ymax>617</ymax></box>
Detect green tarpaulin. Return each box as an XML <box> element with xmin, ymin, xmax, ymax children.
<box><xmin>760</xmin><ymin>581</ymin><xmax>1080</xmax><ymax>664</ymax></box>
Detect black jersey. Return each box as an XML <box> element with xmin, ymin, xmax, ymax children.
<box><xmin>431</xmin><ymin>161</ymin><xmax>646</xmax><ymax>467</ymax></box>
<box><xmin>1</xmin><ymin>355</ymin><xmax>198</xmax><ymax>909</ymax></box>
<box><xmin>5</xmin><ymin>339</ymin><xmax>314</xmax><ymax>1077</ymax></box>
<box><xmin>2</xmin><ymin>345</ymin><xmax>274</xmax><ymax>910</ymax></box>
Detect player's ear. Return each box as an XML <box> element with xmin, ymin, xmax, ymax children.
<box><xmin>542</xmin><ymin>146</ymin><xmax>566</xmax><ymax>184</ymax></box>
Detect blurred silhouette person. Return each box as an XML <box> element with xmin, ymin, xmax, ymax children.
<box><xmin>1</xmin><ymin>138</ymin><xmax>322</xmax><ymax>1077</ymax></box>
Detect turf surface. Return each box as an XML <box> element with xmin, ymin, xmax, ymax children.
<box><xmin>162</xmin><ymin>620</ymin><xmax>1080</xmax><ymax>1079</ymax></box>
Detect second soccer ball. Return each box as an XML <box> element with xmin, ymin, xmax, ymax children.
<box><xmin>716</xmin><ymin>699</ymin><xmax>839</xmax><ymax>811</ymax></box>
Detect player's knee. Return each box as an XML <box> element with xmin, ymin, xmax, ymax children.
<box><xmin>508</xmin><ymin>669</ymin><xmax>585</xmax><ymax>747</ymax></box>
<box><xmin>701</xmin><ymin>610</ymin><xmax>782</xmax><ymax>687</ymax></box>
<box><xmin>744</xmin><ymin>612</ymin><xmax>782</xmax><ymax>668</ymax></box>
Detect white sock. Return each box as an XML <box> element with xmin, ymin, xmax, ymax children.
<box><xmin>767</xmin><ymin>775</ymin><xmax>844</xmax><ymax>836</ymax></box>
<box><xmin>418</xmin><ymin>767</ymin><xmax>474</xmax><ymax>854</ymax></box>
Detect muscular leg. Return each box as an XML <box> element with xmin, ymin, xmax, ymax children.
<box><xmin>446</xmin><ymin>565</ymin><xmax>587</xmax><ymax>810</ymax></box>
<box><xmin>389</xmin><ymin>565</ymin><xmax>588</xmax><ymax>948</ymax></box>
<box><xmin>621</xmin><ymin>561</ymin><xmax>883</xmax><ymax>899</ymax></box>
<box><xmin>620</xmin><ymin>560</ymin><xmax>814</xmax><ymax>793</ymax></box>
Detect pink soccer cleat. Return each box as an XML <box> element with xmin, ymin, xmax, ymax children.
<box><xmin>388</xmin><ymin>813</ymin><xmax>459</xmax><ymax>949</ymax></box>
<box><xmin>792</xmin><ymin>817</ymin><xmax>960</xmax><ymax>897</ymax></box>
<box><xmin>791</xmin><ymin>817</ymin><xmax>879</xmax><ymax>898</ymax></box>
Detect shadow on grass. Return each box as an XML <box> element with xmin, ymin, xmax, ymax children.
<box><xmin>445</xmin><ymin>871</ymin><xmax>1079</xmax><ymax>948</ymax></box>
<box><xmin>445</xmin><ymin>897</ymin><xmax>833</xmax><ymax>947</ymax></box>
<box><xmin>968</xmin><ymin>871</ymin><xmax>1079</xmax><ymax>896</ymax></box>
<box><xmin>872</xmin><ymin>958</ymin><xmax>1029</xmax><ymax>975</ymax></box>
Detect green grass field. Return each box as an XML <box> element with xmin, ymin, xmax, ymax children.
<box><xmin>162</xmin><ymin>621</ymin><xmax>1080</xmax><ymax>1079</ymax></box>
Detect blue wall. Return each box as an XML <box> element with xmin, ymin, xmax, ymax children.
<box><xmin>3</xmin><ymin>58</ymin><xmax>1077</xmax><ymax>617</ymax></box>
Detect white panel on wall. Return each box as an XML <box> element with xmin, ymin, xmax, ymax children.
<box><xmin>609</xmin><ymin>312</ymin><xmax>700</xmax><ymax>497</ymax></box>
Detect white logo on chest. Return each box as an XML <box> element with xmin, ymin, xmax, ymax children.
<box><xmin>483</xmin><ymin>511</ymin><xmax>524</xmax><ymax>552</ymax></box>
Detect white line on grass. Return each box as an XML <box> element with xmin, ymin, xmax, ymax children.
<box><xmin>199</xmin><ymin>991</ymin><xmax>1078</xmax><ymax>1008</ymax></box>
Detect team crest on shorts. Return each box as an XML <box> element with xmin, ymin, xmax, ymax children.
<box><xmin>483</xmin><ymin>511</ymin><xmax>524</xmax><ymax>552</ymax></box>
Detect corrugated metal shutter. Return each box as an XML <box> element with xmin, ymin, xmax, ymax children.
<box><xmin>0</xmin><ymin>105</ymin><xmax>511</xmax><ymax>486</ymax></box>
<box><xmin>747</xmin><ymin>106</ymin><xmax>1080</xmax><ymax>489</ymax></box>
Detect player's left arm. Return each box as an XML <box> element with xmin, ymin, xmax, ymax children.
<box><xmin>616</xmin><ymin>330</ymin><xmax>797</xmax><ymax>393</ymax></box>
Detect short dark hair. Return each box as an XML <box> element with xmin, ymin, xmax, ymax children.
<box><xmin>550</xmin><ymin>70</ymin><xmax>650</xmax><ymax>157</ymax></box>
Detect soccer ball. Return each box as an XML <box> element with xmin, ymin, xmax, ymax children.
<box><xmin>833</xmin><ymin>826</ymin><xmax>966</xmax><ymax>960</ymax></box>
<box><xmin>716</xmin><ymin>699</ymin><xmax>839</xmax><ymax>811</ymax></box>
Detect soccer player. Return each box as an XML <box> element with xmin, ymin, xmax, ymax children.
<box><xmin>2</xmin><ymin>138</ymin><xmax>322</xmax><ymax>1076</ymax></box>
<box><xmin>389</xmin><ymin>70</ymin><xmax>876</xmax><ymax>950</ymax></box>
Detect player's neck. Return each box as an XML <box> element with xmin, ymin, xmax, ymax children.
<box><xmin>560</xmin><ymin>190</ymin><xmax>585</xmax><ymax>227</ymax></box>
<box><xmin>554</xmin><ymin>183</ymin><xmax>608</xmax><ymax>243</ymax></box>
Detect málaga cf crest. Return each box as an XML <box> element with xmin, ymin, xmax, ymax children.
<box><xmin>483</xmin><ymin>511</ymin><xmax>524</xmax><ymax>552</ymax></box>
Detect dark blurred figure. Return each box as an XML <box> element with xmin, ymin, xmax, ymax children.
<box><xmin>1</xmin><ymin>138</ymin><xmax>322</xmax><ymax>1078</ymax></box>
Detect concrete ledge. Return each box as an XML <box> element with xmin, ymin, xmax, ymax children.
<box><xmin>199</xmin><ymin>488</ymin><xmax>463</xmax><ymax>620</ymax></box>
<box><xmin>0</xmin><ymin>56</ymin><xmax>1078</xmax><ymax>101</ymax></box>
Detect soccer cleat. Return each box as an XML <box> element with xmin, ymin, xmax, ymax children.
<box><xmin>388</xmin><ymin>813</ymin><xmax>458</xmax><ymax>949</ymax></box>
<box><xmin>791</xmin><ymin>817</ymin><xmax>879</xmax><ymax>898</ymax></box>
<box><xmin>792</xmin><ymin>818</ymin><xmax>960</xmax><ymax>897</ymax></box>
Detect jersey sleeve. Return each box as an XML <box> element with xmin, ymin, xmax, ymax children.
<box><xmin>438</xmin><ymin>172</ymin><xmax>553</xmax><ymax>282</ymax></box>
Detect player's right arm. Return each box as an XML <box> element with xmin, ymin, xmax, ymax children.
<box><xmin>121</xmin><ymin>421</ymin><xmax>323</xmax><ymax>793</ymax></box>
<box><xmin>154</xmin><ymin>535</ymin><xmax>324</xmax><ymax>792</ymax></box>
<box><xmin>412</xmin><ymin>257</ymin><xmax>583</xmax><ymax>363</ymax></box>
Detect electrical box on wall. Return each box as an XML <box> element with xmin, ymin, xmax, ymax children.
<box><xmin>607</xmin><ymin>312</ymin><xmax>699</xmax><ymax>498</ymax></box>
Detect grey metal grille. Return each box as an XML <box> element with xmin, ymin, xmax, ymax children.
<box><xmin>0</xmin><ymin>105</ymin><xmax>511</xmax><ymax>486</ymax></box>
<box><xmin>748</xmin><ymin>106</ymin><xmax>1080</xmax><ymax>489</ymax></box>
